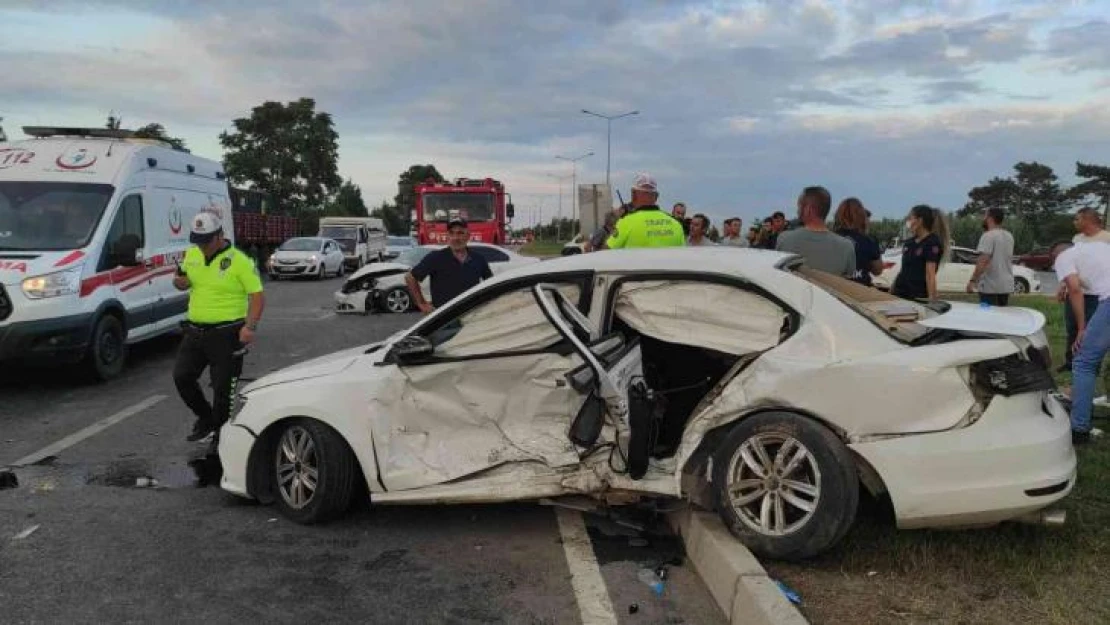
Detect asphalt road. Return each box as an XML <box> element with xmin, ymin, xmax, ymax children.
<box><xmin>0</xmin><ymin>274</ymin><xmax>725</xmax><ymax>625</ymax></box>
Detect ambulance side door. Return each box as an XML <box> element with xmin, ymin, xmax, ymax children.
<box><xmin>100</xmin><ymin>190</ymin><xmax>157</xmax><ymax>338</ymax></box>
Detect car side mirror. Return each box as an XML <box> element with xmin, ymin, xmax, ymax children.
<box><xmin>506</xmin><ymin>203</ymin><xmax>515</xmax><ymax>220</ymax></box>
<box><xmin>114</xmin><ymin>235</ymin><xmax>142</xmax><ymax>267</ymax></box>
<box><xmin>391</xmin><ymin>335</ymin><xmax>434</xmax><ymax>364</ymax></box>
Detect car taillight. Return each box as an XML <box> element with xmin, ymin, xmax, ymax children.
<box><xmin>970</xmin><ymin>354</ymin><xmax>1056</xmax><ymax>398</ymax></box>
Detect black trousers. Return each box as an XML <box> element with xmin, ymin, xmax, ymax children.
<box><xmin>173</xmin><ymin>321</ymin><xmax>245</xmax><ymax>428</ymax></box>
<box><xmin>979</xmin><ymin>293</ymin><xmax>1010</xmax><ymax>306</ymax></box>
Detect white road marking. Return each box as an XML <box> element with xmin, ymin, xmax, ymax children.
<box><xmin>555</xmin><ymin>508</ymin><xmax>618</xmax><ymax>625</ymax></box>
<box><xmin>10</xmin><ymin>395</ymin><xmax>167</xmax><ymax>467</ymax></box>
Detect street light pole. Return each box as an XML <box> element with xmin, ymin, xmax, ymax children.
<box><xmin>556</xmin><ymin>152</ymin><xmax>593</xmax><ymax>239</ymax></box>
<box><xmin>547</xmin><ymin>173</ymin><xmax>572</xmax><ymax>242</ymax></box>
<box><xmin>581</xmin><ymin>109</ymin><xmax>638</xmax><ymax>189</ymax></box>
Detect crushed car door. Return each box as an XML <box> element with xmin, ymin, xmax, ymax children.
<box><xmin>372</xmin><ymin>280</ymin><xmax>596</xmax><ymax>492</ymax></box>
<box><xmin>532</xmin><ymin>284</ymin><xmax>660</xmax><ymax>480</ymax></box>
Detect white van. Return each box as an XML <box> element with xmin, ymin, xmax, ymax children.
<box><xmin>317</xmin><ymin>216</ymin><xmax>387</xmax><ymax>269</ymax></box>
<box><xmin>0</xmin><ymin>126</ymin><xmax>233</xmax><ymax>379</ymax></box>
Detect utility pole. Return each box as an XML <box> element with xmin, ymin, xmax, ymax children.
<box><xmin>581</xmin><ymin>109</ymin><xmax>638</xmax><ymax>189</ymax></box>
<box><xmin>555</xmin><ymin>152</ymin><xmax>593</xmax><ymax>240</ymax></box>
<box><xmin>547</xmin><ymin>173</ymin><xmax>572</xmax><ymax>243</ymax></box>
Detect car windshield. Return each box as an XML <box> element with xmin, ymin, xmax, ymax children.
<box><xmin>388</xmin><ymin>236</ymin><xmax>413</xmax><ymax>246</ymax></box>
<box><xmin>422</xmin><ymin>193</ymin><xmax>494</xmax><ymax>222</ymax></box>
<box><xmin>320</xmin><ymin>225</ymin><xmax>357</xmax><ymax>241</ymax></box>
<box><xmin>279</xmin><ymin>238</ymin><xmax>323</xmax><ymax>252</ymax></box>
<box><xmin>0</xmin><ymin>182</ymin><xmax>114</xmax><ymax>251</ymax></box>
<box><xmin>793</xmin><ymin>265</ymin><xmax>936</xmax><ymax>344</ymax></box>
<box><xmin>395</xmin><ymin>247</ymin><xmax>433</xmax><ymax>267</ymax></box>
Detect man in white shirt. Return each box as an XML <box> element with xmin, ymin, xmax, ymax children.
<box><xmin>1055</xmin><ymin>241</ymin><xmax>1110</xmax><ymax>444</ymax></box>
<box><xmin>720</xmin><ymin>218</ymin><xmax>749</xmax><ymax>247</ymax></box>
<box><xmin>1060</xmin><ymin>208</ymin><xmax>1110</xmax><ymax>372</ymax></box>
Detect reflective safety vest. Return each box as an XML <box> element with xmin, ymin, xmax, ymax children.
<box><xmin>606</xmin><ymin>207</ymin><xmax>686</xmax><ymax>249</ymax></box>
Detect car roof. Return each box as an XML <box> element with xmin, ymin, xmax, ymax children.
<box><xmin>286</xmin><ymin>237</ymin><xmax>325</xmax><ymax>244</ymax></box>
<box><xmin>500</xmin><ymin>247</ymin><xmax>797</xmax><ymax>280</ymax></box>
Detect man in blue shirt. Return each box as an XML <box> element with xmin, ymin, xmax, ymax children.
<box><xmin>405</xmin><ymin>219</ymin><xmax>493</xmax><ymax>313</ymax></box>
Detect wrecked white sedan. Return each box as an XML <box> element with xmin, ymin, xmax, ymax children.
<box><xmin>220</xmin><ymin>247</ymin><xmax>1076</xmax><ymax>560</ymax></box>
<box><xmin>335</xmin><ymin>243</ymin><xmax>538</xmax><ymax>314</ymax></box>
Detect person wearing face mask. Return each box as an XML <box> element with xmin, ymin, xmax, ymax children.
<box><xmin>891</xmin><ymin>204</ymin><xmax>950</xmax><ymax>301</ymax></box>
<box><xmin>966</xmin><ymin>207</ymin><xmax>1014</xmax><ymax>306</ymax></box>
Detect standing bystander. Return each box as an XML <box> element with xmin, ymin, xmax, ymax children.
<box><xmin>720</xmin><ymin>218</ymin><xmax>749</xmax><ymax>247</ymax></box>
<box><xmin>833</xmin><ymin>198</ymin><xmax>882</xmax><ymax>286</ymax></box>
<box><xmin>405</xmin><ymin>219</ymin><xmax>492</xmax><ymax>314</ymax></box>
<box><xmin>776</xmin><ymin>186</ymin><xmax>856</xmax><ymax>278</ymax></box>
<box><xmin>1059</xmin><ymin>208</ymin><xmax>1110</xmax><ymax>372</ymax></box>
<box><xmin>686</xmin><ymin>214</ymin><xmax>715</xmax><ymax>246</ymax></box>
<box><xmin>608</xmin><ymin>174</ymin><xmax>685</xmax><ymax>249</ymax></box>
<box><xmin>966</xmin><ymin>208</ymin><xmax>1015</xmax><ymax>305</ymax></box>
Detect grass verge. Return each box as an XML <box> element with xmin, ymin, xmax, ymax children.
<box><xmin>765</xmin><ymin>293</ymin><xmax>1110</xmax><ymax>625</ymax></box>
<box><xmin>517</xmin><ymin>240</ymin><xmax>566</xmax><ymax>257</ymax></box>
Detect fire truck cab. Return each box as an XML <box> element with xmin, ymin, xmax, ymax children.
<box><xmin>413</xmin><ymin>177</ymin><xmax>514</xmax><ymax>245</ymax></box>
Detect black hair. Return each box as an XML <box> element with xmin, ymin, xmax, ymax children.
<box><xmin>985</xmin><ymin>207</ymin><xmax>1005</xmax><ymax>225</ymax></box>
<box><xmin>772</xmin><ymin>211</ymin><xmax>785</xmax><ymax>220</ymax></box>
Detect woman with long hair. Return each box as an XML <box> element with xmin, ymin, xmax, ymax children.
<box><xmin>833</xmin><ymin>198</ymin><xmax>883</xmax><ymax>286</ymax></box>
<box><xmin>891</xmin><ymin>204</ymin><xmax>950</xmax><ymax>301</ymax></box>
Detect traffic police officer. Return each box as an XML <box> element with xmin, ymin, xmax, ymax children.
<box><xmin>173</xmin><ymin>210</ymin><xmax>265</xmax><ymax>442</ymax></box>
<box><xmin>606</xmin><ymin>173</ymin><xmax>685</xmax><ymax>249</ymax></box>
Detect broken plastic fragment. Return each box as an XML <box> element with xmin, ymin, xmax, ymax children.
<box><xmin>774</xmin><ymin>579</ymin><xmax>802</xmax><ymax>605</ymax></box>
<box><xmin>12</xmin><ymin>524</ymin><xmax>40</xmax><ymax>540</ymax></box>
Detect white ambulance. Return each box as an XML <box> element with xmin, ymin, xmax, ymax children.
<box><xmin>0</xmin><ymin>127</ymin><xmax>233</xmax><ymax>379</ymax></box>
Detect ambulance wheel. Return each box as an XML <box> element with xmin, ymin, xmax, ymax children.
<box><xmin>87</xmin><ymin>314</ymin><xmax>127</xmax><ymax>381</ymax></box>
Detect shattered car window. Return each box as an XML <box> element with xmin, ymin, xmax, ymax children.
<box><xmin>794</xmin><ymin>266</ymin><xmax>933</xmax><ymax>343</ymax></box>
<box><xmin>431</xmin><ymin>283</ymin><xmax>582</xmax><ymax>358</ymax></box>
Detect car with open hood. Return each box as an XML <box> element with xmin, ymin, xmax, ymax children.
<box><xmin>220</xmin><ymin>247</ymin><xmax>1075</xmax><ymax>560</ymax></box>
<box><xmin>334</xmin><ymin>243</ymin><xmax>538</xmax><ymax>314</ymax></box>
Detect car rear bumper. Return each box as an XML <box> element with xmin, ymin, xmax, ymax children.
<box><xmin>218</xmin><ymin>423</ymin><xmax>256</xmax><ymax>499</ymax></box>
<box><xmin>851</xmin><ymin>391</ymin><xmax>1076</xmax><ymax>528</ymax></box>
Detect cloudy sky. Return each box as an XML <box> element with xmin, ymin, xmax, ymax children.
<box><xmin>3</xmin><ymin>0</ymin><xmax>1110</xmax><ymax>228</ymax></box>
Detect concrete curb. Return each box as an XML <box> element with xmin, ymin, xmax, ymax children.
<box><xmin>668</xmin><ymin>509</ymin><xmax>808</xmax><ymax>625</ymax></box>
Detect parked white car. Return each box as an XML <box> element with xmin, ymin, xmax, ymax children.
<box><xmin>561</xmin><ymin>234</ymin><xmax>587</xmax><ymax>255</ymax></box>
<box><xmin>334</xmin><ymin>243</ymin><xmax>539</xmax><ymax>314</ymax></box>
<box><xmin>874</xmin><ymin>246</ymin><xmax>1041</xmax><ymax>294</ymax></box>
<box><xmin>221</xmin><ymin>248</ymin><xmax>1074</xmax><ymax>560</ymax></box>
<box><xmin>384</xmin><ymin>236</ymin><xmax>416</xmax><ymax>260</ymax></box>
<box><xmin>267</xmin><ymin>237</ymin><xmax>346</xmax><ymax>280</ymax></box>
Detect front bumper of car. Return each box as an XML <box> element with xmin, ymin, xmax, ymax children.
<box><xmin>270</xmin><ymin>261</ymin><xmax>319</xmax><ymax>276</ymax></box>
<box><xmin>335</xmin><ymin>286</ymin><xmax>390</xmax><ymax>314</ymax></box>
<box><xmin>218</xmin><ymin>423</ymin><xmax>256</xmax><ymax>499</ymax></box>
<box><xmin>851</xmin><ymin>391</ymin><xmax>1076</xmax><ymax>529</ymax></box>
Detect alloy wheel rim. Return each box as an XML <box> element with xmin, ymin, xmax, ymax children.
<box><xmin>387</xmin><ymin>290</ymin><xmax>410</xmax><ymax>313</ymax></box>
<box><xmin>726</xmin><ymin>433</ymin><xmax>821</xmax><ymax>536</ymax></box>
<box><xmin>276</xmin><ymin>426</ymin><xmax>319</xmax><ymax>510</ymax></box>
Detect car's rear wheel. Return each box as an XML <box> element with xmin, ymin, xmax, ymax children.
<box><xmin>384</xmin><ymin>287</ymin><xmax>411</xmax><ymax>313</ymax></box>
<box><xmin>272</xmin><ymin>420</ymin><xmax>356</xmax><ymax>524</ymax></box>
<box><xmin>712</xmin><ymin>412</ymin><xmax>858</xmax><ymax>561</ymax></box>
<box><xmin>1014</xmin><ymin>277</ymin><xmax>1029</xmax><ymax>294</ymax></box>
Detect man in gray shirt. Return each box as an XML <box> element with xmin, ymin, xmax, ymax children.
<box><xmin>967</xmin><ymin>207</ymin><xmax>1015</xmax><ymax>306</ymax></box>
<box><xmin>776</xmin><ymin>186</ymin><xmax>856</xmax><ymax>278</ymax></box>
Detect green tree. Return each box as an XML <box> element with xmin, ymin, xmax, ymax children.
<box><xmin>370</xmin><ymin>201</ymin><xmax>407</xmax><ymax>235</ymax></box>
<box><xmin>960</xmin><ymin>162</ymin><xmax>1068</xmax><ymax>242</ymax></box>
<box><xmin>0</xmin><ymin>117</ymin><xmax>7</xmax><ymax>143</ymax></box>
<box><xmin>324</xmin><ymin>179</ymin><xmax>367</xmax><ymax>217</ymax></box>
<box><xmin>133</xmin><ymin>122</ymin><xmax>188</xmax><ymax>152</ymax></box>
<box><xmin>959</xmin><ymin>177</ymin><xmax>1020</xmax><ymax>217</ymax></box>
<box><xmin>395</xmin><ymin>165</ymin><xmax>445</xmax><ymax>233</ymax></box>
<box><xmin>1070</xmin><ymin>162</ymin><xmax>1110</xmax><ymax>223</ymax></box>
<box><xmin>219</xmin><ymin>98</ymin><xmax>341</xmax><ymax>216</ymax></box>
<box><xmin>105</xmin><ymin>113</ymin><xmax>122</xmax><ymax>130</ymax></box>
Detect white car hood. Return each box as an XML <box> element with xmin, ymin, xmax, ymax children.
<box><xmin>346</xmin><ymin>261</ymin><xmax>411</xmax><ymax>282</ymax></box>
<box><xmin>243</xmin><ymin>343</ymin><xmax>381</xmax><ymax>392</ymax></box>
<box><xmin>920</xmin><ymin>302</ymin><xmax>1045</xmax><ymax>337</ymax></box>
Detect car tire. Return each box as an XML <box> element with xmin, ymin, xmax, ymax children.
<box><xmin>86</xmin><ymin>314</ymin><xmax>127</xmax><ymax>381</ymax></box>
<box><xmin>384</xmin><ymin>286</ymin><xmax>411</xmax><ymax>313</ymax></box>
<box><xmin>1014</xmin><ymin>277</ymin><xmax>1029</xmax><ymax>294</ymax></box>
<box><xmin>271</xmin><ymin>419</ymin><xmax>357</xmax><ymax>524</ymax></box>
<box><xmin>712</xmin><ymin>411</ymin><xmax>859</xmax><ymax>561</ymax></box>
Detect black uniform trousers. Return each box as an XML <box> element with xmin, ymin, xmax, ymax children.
<box><xmin>173</xmin><ymin>320</ymin><xmax>245</xmax><ymax>429</ymax></box>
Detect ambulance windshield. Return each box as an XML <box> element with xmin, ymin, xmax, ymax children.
<box><xmin>0</xmin><ymin>182</ymin><xmax>114</xmax><ymax>251</ymax></box>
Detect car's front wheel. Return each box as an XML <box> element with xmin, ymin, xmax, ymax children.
<box><xmin>1014</xmin><ymin>277</ymin><xmax>1030</xmax><ymax>294</ymax></box>
<box><xmin>383</xmin><ymin>286</ymin><xmax>412</xmax><ymax>313</ymax></box>
<box><xmin>712</xmin><ymin>412</ymin><xmax>858</xmax><ymax>561</ymax></box>
<box><xmin>272</xmin><ymin>420</ymin><xmax>357</xmax><ymax>524</ymax></box>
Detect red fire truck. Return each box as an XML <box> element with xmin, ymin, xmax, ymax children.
<box><xmin>413</xmin><ymin>177</ymin><xmax>514</xmax><ymax>245</ymax></box>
